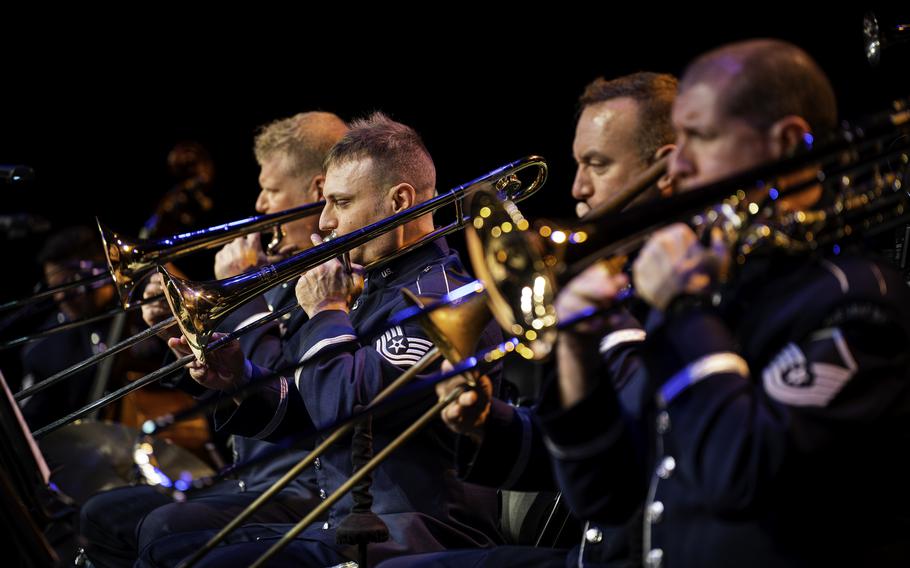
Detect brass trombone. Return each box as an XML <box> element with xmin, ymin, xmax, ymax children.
<box><xmin>0</xmin><ymin>201</ymin><xmax>324</xmax><ymax>355</ymax></box>
<box><xmin>98</xmin><ymin>200</ymin><xmax>325</xmax><ymax>308</ymax></box>
<box><xmin>467</xmin><ymin>99</ymin><xmax>910</xmax><ymax>358</ymax></box>
<box><xmin>0</xmin><ymin>201</ymin><xmax>322</xmax><ymax>316</ymax></box>
<box><xmin>11</xmin><ymin>201</ymin><xmax>325</xmax><ymax>399</ymax></box>
<box><xmin>179</xmin><ymin>273</ymin><xmax>499</xmax><ymax>568</ymax></box>
<box><xmin>31</xmin><ymin>157</ymin><xmax>548</xmax><ymax>435</ymax></box>
<box><xmin>161</xmin><ymin>156</ymin><xmax>549</xmax><ymax>362</ymax></box>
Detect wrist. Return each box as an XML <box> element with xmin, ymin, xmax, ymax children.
<box><xmin>306</xmin><ymin>299</ymin><xmax>350</xmax><ymax>316</ymax></box>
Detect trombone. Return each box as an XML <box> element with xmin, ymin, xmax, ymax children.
<box><xmin>178</xmin><ymin>266</ymin><xmax>500</xmax><ymax>568</ymax></box>
<box><xmin>99</xmin><ymin>200</ymin><xmax>325</xmax><ymax>308</ymax></box>
<box><xmin>0</xmin><ymin>201</ymin><xmax>323</xmax><ymax>314</ymax></box>
<box><xmin>0</xmin><ymin>200</ymin><xmax>325</xmax><ymax>353</ymax></box>
<box><xmin>466</xmin><ymin>99</ymin><xmax>910</xmax><ymax>359</ymax></box>
<box><xmin>161</xmin><ymin>156</ymin><xmax>548</xmax><ymax>362</ymax></box>
<box><xmin>10</xmin><ymin>201</ymin><xmax>325</xmax><ymax>399</ymax></box>
<box><xmin>30</xmin><ymin>156</ymin><xmax>548</xmax><ymax>435</ymax></box>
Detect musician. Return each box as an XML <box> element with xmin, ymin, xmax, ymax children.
<box><xmin>79</xmin><ymin>112</ymin><xmax>348</xmax><ymax>568</ymax></box>
<box><xmin>20</xmin><ymin>226</ymin><xmax>160</xmax><ymax>430</ymax></box>
<box><xmin>380</xmin><ymin>72</ymin><xmax>679</xmax><ymax>567</ymax></box>
<box><xmin>141</xmin><ymin>113</ymin><xmax>505</xmax><ymax>567</ymax></box>
<box><xmin>540</xmin><ymin>39</ymin><xmax>910</xmax><ymax>566</ymax></box>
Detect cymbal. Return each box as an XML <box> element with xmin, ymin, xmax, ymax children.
<box><xmin>38</xmin><ymin>420</ymin><xmax>214</xmax><ymax>504</ymax></box>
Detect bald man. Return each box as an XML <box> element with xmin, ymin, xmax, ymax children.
<box><xmin>542</xmin><ymin>39</ymin><xmax>910</xmax><ymax>567</ymax></box>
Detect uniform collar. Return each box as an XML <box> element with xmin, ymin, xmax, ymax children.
<box><xmin>364</xmin><ymin>237</ymin><xmax>451</xmax><ymax>285</ymax></box>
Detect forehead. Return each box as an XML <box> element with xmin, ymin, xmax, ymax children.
<box><xmin>324</xmin><ymin>157</ymin><xmax>376</xmax><ymax>195</ymax></box>
<box><xmin>672</xmin><ymin>81</ymin><xmax>725</xmax><ymax>126</ymax></box>
<box><xmin>576</xmin><ymin>97</ymin><xmax>641</xmax><ymax>141</ymax></box>
<box><xmin>258</xmin><ymin>153</ymin><xmax>294</xmax><ymax>181</ymax></box>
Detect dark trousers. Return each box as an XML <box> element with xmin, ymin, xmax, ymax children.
<box><xmin>80</xmin><ymin>482</ymin><xmax>319</xmax><ymax>568</ymax></box>
<box><xmin>375</xmin><ymin>546</ymin><xmax>569</xmax><ymax>568</ymax></box>
<box><xmin>138</xmin><ymin>525</ymin><xmax>349</xmax><ymax>568</ymax></box>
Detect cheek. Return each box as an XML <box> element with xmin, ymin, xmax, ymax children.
<box><xmin>275</xmin><ymin>193</ymin><xmax>294</xmax><ymax>209</ymax></box>
<box><xmin>589</xmin><ymin>170</ymin><xmax>626</xmax><ymax>205</ymax></box>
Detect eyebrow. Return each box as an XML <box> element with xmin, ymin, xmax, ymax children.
<box><xmin>325</xmin><ymin>191</ymin><xmax>354</xmax><ymax>200</ymax></box>
<box><xmin>577</xmin><ymin>151</ymin><xmax>612</xmax><ymax>162</ymax></box>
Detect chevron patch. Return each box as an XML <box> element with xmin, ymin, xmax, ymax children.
<box><xmin>374</xmin><ymin>326</ymin><xmax>434</xmax><ymax>367</ymax></box>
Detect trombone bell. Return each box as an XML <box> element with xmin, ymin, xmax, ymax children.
<box><xmin>400</xmin><ymin>287</ymin><xmax>491</xmax><ymax>363</ymax></box>
<box><xmin>98</xmin><ymin>220</ymin><xmax>155</xmax><ymax>309</ymax></box>
<box><xmin>466</xmin><ymin>190</ymin><xmax>558</xmax><ymax>360</ymax></box>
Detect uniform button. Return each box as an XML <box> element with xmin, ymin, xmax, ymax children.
<box><xmin>319</xmin><ymin>488</ymin><xmax>327</xmax><ymax>499</ymax></box>
<box><xmin>267</xmin><ymin>304</ymin><xmax>274</xmax><ymax>312</ymax></box>
<box><xmin>647</xmin><ymin>501</ymin><xmax>664</xmax><ymax>524</ymax></box>
<box><xmin>657</xmin><ymin>456</ymin><xmax>676</xmax><ymax>479</ymax></box>
<box><xmin>238</xmin><ymin>480</ymin><xmax>246</xmax><ymax>492</ymax></box>
<box><xmin>352</xmin><ymin>299</ymin><xmax>360</xmax><ymax>310</ymax></box>
<box><xmin>322</xmin><ymin>522</ymin><xmax>330</xmax><ymax>530</ymax></box>
<box><xmin>90</xmin><ymin>332</ymin><xmax>101</xmax><ymax>345</ymax></box>
<box><xmin>656</xmin><ymin>411</ymin><xmax>670</xmax><ymax>434</ymax></box>
<box><xmin>584</xmin><ymin>526</ymin><xmax>603</xmax><ymax>544</ymax></box>
<box><xmin>646</xmin><ymin>548</ymin><xmax>663</xmax><ymax>568</ymax></box>
<box><xmin>314</xmin><ymin>457</ymin><xmax>321</xmax><ymax>470</ymax></box>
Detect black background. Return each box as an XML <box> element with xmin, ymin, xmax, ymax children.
<box><xmin>2</xmin><ymin>8</ymin><xmax>908</xmax><ymax>297</ymax></box>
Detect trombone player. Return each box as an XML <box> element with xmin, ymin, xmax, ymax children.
<box><xmin>540</xmin><ymin>39</ymin><xmax>910</xmax><ymax>566</ymax></box>
<box><xmin>79</xmin><ymin>111</ymin><xmax>348</xmax><ymax>568</ymax></box>
<box><xmin>383</xmin><ymin>72</ymin><xmax>680</xmax><ymax>568</ymax></box>
<box><xmin>144</xmin><ymin>113</ymin><xmax>505</xmax><ymax>567</ymax></box>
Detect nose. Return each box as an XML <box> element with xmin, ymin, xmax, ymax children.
<box><xmin>571</xmin><ymin>164</ymin><xmax>592</xmax><ymax>202</ymax></box>
<box><xmin>255</xmin><ymin>190</ymin><xmax>268</xmax><ymax>214</ymax></box>
<box><xmin>667</xmin><ymin>143</ymin><xmax>694</xmax><ymax>184</ymax></box>
<box><xmin>319</xmin><ymin>205</ymin><xmax>337</xmax><ymax>233</ymax></box>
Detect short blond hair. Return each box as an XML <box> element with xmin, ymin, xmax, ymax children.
<box><xmin>253</xmin><ymin>111</ymin><xmax>348</xmax><ymax>178</ymax></box>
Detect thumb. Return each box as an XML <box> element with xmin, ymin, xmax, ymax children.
<box><xmin>246</xmin><ymin>232</ymin><xmax>262</xmax><ymax>249</ymax></box>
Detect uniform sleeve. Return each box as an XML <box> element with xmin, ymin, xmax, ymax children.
<box><xmin>646</xmin><ymin>281</ymin><xmax>910</xmax><ymax>514</ymax></box>
<box><xmin>291</xmin><ymin>306</ymin><xmax>441</xmax><ymax>429</ymax></box>
<box><xmin>456</xmin><ymin>402</ymin><xmax>557</xmax><ymax>491</ymax></box>
<box><xmin>534</xmin><ymin>314</ymin><xmax>652</xmax><ymax>523</ymax></box>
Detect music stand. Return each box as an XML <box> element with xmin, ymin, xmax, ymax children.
<box><xmin>0</xmin><ymin>370</ymin><xmax>59</xmax><ymax>567</ymax></box>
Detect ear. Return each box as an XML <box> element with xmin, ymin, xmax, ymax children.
<box><xmin>652</xmin><ymin>144</ymin><xmax>676</xmax><ymax>197</ymax></box>
<box><xmin>387</xmin><ymin>183</ymin><xmax>417</xmax><ymax>213</ymax></box>
<box><xmin>768</xmin><ymin>115</ymin><xmax>812</xmax><ymax>159</ymax></box>
<box><xmin>307</xmin><ymin>174</ymin><xmax>326</xmax><ymax>202</ymax></box>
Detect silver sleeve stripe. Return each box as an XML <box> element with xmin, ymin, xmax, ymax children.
<box><xmin>233</xmin><ymin>312</ymin><xmax>273</xmax><ymax>333</ymax></box>
<box><xmin>869</xmin><ymin>262</ymin><xmax>888</xmax><ymax>296</ymax></box>
<box><xmin>294</xmin><ymin>334</ymin><xmax>358</xmax><ymax>387</ymax></box>
<box><xmin>600</xmin><ymin>329</ymin><xmax>646</xmax><ymax>354</ymax></box>
<box><xmin>251</xmin><ymin>376</ymin><xmax>288</xmax><ymax>440</ymax></box>
<box><xmin>820</xmin><ymin>259</ymin><xmax>849</xmax><ymax>294</ymax></box>
<box><xmin>501</xmin><ymin>407</ymin><xmax>532</xmax><ymax>489</ymax></box>
<box><xmin>658</xmin><ymin>352</ymin><xmax>750</xmax><ymax>406</ymax></box>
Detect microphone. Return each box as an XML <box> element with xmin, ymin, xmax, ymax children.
<box><xmin>0</xmin><ymin>165</ymin><xmax>36</xmax><ymax>186</ymax></box>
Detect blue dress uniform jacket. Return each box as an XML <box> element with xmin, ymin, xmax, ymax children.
<box><xmin>204</xmin><ymin>239</ymin><xmax>504</xmax><ymax>566</ymax></box>
<box><xmin>451</xmin><ymin>310</ymin><xmax>648</xmax><ymax>568</ymax></box>
<box><xmin>537</xmin><ymin>253</ymin><xmax>910</xmax><ymax>567</ymax></box>
<box><xmin>80</xmin><ymin>286</ymin><xmax>321</xmax><ymax>568</ymax></box>
<box><xmin>216</xmin><ymin>283</ymin><xmax>319</xmax><ymax>497</ymax></box>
